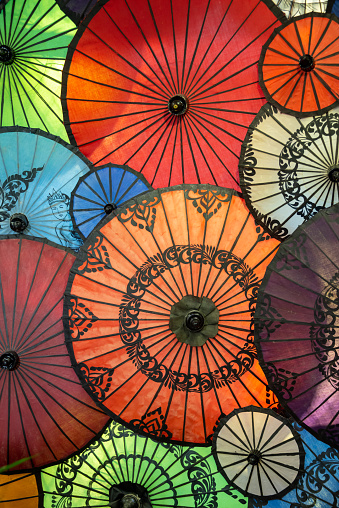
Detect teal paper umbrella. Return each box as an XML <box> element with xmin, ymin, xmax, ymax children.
<box><xmin>40</xmin><ymin>418</ymin><xmax>248</xmax><ymax>507</ymax></box>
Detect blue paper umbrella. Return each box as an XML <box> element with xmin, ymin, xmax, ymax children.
<box><xmin>249</xmin><ymin>422</ymin><xmax>339</xmax><ymax>508</ymax></box>
<box><xmin>0</xmin><ymin>127</ymin><xmax>92</xmax><ymax>251</ymax></box>
<box><xmin>70</xmin><ymin>163</ymin><xmax>152</xmax><ymax>239</ymax></box>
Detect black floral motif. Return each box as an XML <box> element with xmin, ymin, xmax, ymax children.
<box><xmin>78</xmin><ymin>363</ymin><xmax>115</xmax><ymax>402</ymax></box>
<box><xmin>293</xmin><ymin>447</ymin><xmax>339</xmax><ymax>508</ymax></box>
<box><xmin>117</xmin><ymin>194</ymin><xmax>160</xmax><ymax>233</ymax></box>
<box><xmin>185</xmin><ymin>188</ymin><xmax>231</xmax><ymax>221</ymax></box>
<box><xmin>67</xmin><ymin>296</ymin><xmax>98</xmax><ymax>339</ymax></box>
<box><xmin>118</xmin><ymin>244</ymin><xmax>260</xmax><ymax>394</ymax></box>
<box><xmin>272</xmin><ymin>233</ymin><xmax>309</xmax><ymax>272</ymax></box>
<box><xmin>264</xmin><ymin>362</ymin><xmax>298</xmax><ymax>401</ymax></box>
<box><xmin>279</xmin><ymin>113</ymin><xmax>339</xmax><ymax>219</ymax></box>
<box><xmin>311</xmin><ymin>272</ymin><xmax>339</xmax><ymax>390</ymax></box>
<box><xmin>130</xmin><ymin>407</ymin><xmax>173</xmax><ymax>440</ymax></box>
<box><xmin>78</xmin><ymin>235</ymin><xmax>112</xmax><ymax>273</ymax></box>
<box><xmin>51</xmin><ymin>455</ymin><xmax>84</xmax><ymax>508</ymax></box>
<box><xmin>181</xmin><ymin>449</ymin><xmax>218</xmax><ymax>508</ymax></box>
<box><xmin>255</xmin><ymin>294</ymin><xmax>285</xmax><ymax>341</ymax></box>
<box><xmin>0</xmin><ymin>167</ymin><xmax>44</xmax><ymax>224</ymax></box>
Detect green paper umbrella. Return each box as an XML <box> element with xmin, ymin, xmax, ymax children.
<box><xmin>41</xmin><ymin>418</ymin><xmax>248</xmax><ymax>507</ymax></box>
<box><xmin>0</xmin><ymin>0</ymin><xmax>76</xmax><ymax>140</ymax></box>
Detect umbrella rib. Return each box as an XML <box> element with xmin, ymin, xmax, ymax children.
<box><xmin>179</xmin><ymin>0</ymin><xmax>190</xmax><ymax>92</ymax></box>
<box><xmin>301</xmin><ymin>438</ymin><xmax>339</xmax><ymax>484</ymax></box>
<box><xmin>170</xmin><ymin>0</ymin><xmax>180</xmax><ymax>91</ymax></box>
<box><xmin>0</xmin><ymin>272</ymin><xmax>10</xmax><ymax>349</ymax></box>
<box><xmin>7</xmin><ymin>64</ymin><xmax>30</xmax><ymax>128</ymax></box>
<box><xmin>181</xmin><ymin>346</ymin><xmax>194</xmax><ymax>442</ymax></box>
<box><xmin>11</xmin><ymin>374</ymin><xmax>34</xmax><ymax>467</ymax></box>
<box><xmin>102</xmin><ymin>4</ymin><xmax>173</xmax><ymax>97</ymax></box>
<box><xmin>6</xmin><ymin>0</ymin><xmax>42</xmax><ymax>48</ymax></box>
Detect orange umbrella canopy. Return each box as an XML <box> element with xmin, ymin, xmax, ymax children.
<box><xmin>0</xmin><ymin>473</ymin><xmax>39</xmax><ymax>507</ymax></box>
<box><xmin>259</xmin><ymin>13</ymin><xmax>339</xmax><ymax>116</ymax></box>
<box><xmin>64</xmin><ymin>185</ymin><xmax>280</xmax><ymax>445</ymax></box>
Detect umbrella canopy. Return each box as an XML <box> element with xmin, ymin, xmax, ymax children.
<box><xmin>0</xmin><ymin>0</ymin><xmax>76</xmax><ymax>140</ymax></box>
<box><xmin>249</xmin><ymin>421</ymin><xmax>339</xmax><ymax>508</ymax></box>
<box><xmin>272</xmin><ymin>0</ymin><xmax>332</xmax><ymax>18</ymax></box>
<box><xmin>56</xmin><ymin>0</ymin><xmax>98</xmax><ymax>25</ymax></box>
<box><xmin>61</xmin><ymin>0</ymin><xmax>284</xmax><ymax>189</ymax></box>
<box><xmin>0</xmin><ymin>127</ymin><xmax>93</xmax><ymax>251</ymax></box>
<box><xmin>254</xmin><ymin>202</ymin><xmax>339</xmax><ymax>449</ymax></box>
<box><xmin>259</xmin><ymin>13</ymin><xmax>339</xmax><ymax>117</ymax></box>
<box><xmin>239</xmin><ymin>103</ymin><xmax>339</xmax><ymax>240</ymax></box>
<box><xmin>0</xmin><ymin>236</ymin><xmax>108</xmax><ymax>471</ymax></box>
<box><xmin>212</xmin><ymin>406</ymin><xmax>304</xmax><ymax>499</ymax></box>
<box><xmin>71</xmin><ymin>163</ymin><xmax>152</xmax><ymax>240</ymax></box>
<box><xmin>41</xmin><ymin>418</ymin><xmax>247</xmax><ymax>508</ymax></box>
<box><xmin>0</xmin><ymin>472</ymin><xmax>39</xmax><ymax>507</ymax></box>
<box><xmin>64</xmin><ymin>184</ymin><xmax>280</xmax><ymax>445</ymax></box>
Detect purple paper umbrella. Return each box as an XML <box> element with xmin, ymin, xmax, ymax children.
<box><xmin>255</xmin><ymin>202</ymin><xmax>339</xmax><ymax>449</ymax></box>
<box><xmin>56</xmin><ymin>0</ymin><xmax>97</xmax><ymax>24</ymax></box>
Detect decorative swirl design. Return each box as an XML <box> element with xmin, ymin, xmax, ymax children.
<box><xmin>0</xmin><ymin>167</ymin><xmax>44</xmax><ymax>224</ymax></box>
<box><xmin>272</xmin><ymin>233</ymin><xmax>309</xmax><ymax>272</ymax></box>
<box><xmin>294</xmin><ymin>447</ymin><xmax>339</xmax><ymax>508</ymax></box>
<box><xmin>117</xmin><ymin>194</ymin><xmax>160</xmax><ymax>233</ymax></box>
<box><xmin>184</xmin><ymin>188</ymin><xmax>231</xmax><ymax>221</ymax></box>
<box><xmin>67</xmin><ymin>296</ymin><xmax>98</xmax><ymax>340</ymax></box>
<box><xmin>311</xmin><ymin>272</ymin><xmax>339</xmax><ymax>390</ymax></box>
<box><xmin>130</xmin><ymin>407</ymin><xmax>173</xmax><ymax>440</ymax></box>
<box><xmin>78</xmin><ymin>234</ymin><xmax>112</xmax><ymax>274</ymax></box>
<box><xmin>279</xmin><ymin>113</ymin><xmax>339</xmax><ymax>218</ymax></box>
<box><xmin>181</xmin><ymin>449</ymin><xmax>218</xmax><ymax>508</ymax></box>
<box><xmin>118</xmin><ymin>244</ymin><xmax>260</xmax><ymax>394</ymax></box>
<box><xmin>78</xmin><ymin>363</ymin><xmax>115</xmax><ymax>402</ymax></box>
<box><xmin>51</xmin><ymin>455</ymin><xmax>84</xmax><ymax>508</ymax></box>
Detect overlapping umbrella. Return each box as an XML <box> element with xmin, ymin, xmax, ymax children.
<box><xmin>0</xmin><ymin>127</ymin><xmax>93</xmax><ymax>250</ymax></box>
<box><xmin>259</xmin><ymin>13</ymin><xmax>339</xmax><ymax>117</ymax></box>
<box><xmin>0</xmin><ymin>236</ymin><xmax>108</xmax><ymax>471</ymax></box>
<box><xmin>56</xmin><ymin>0</ymin><xmax>98</xmax><ymax>25</ymax></box>
<box><xmin>255</xmin><ymin>201</ymin><xmax>339</xmax><ymax>449</ymax></box>
<box><xmin>71</xmin><ymin>163</ymin><xmax>151</xmax><ymax>240</ymax></box>
<box><xmin>272</xmin><ymin>0</ymin><xmax>332</xmax><ymax>18</ymax></box>
<box><xmin>0</xmin><ymin>0</ymin><xmax>76</xmax><ymax>140</ymax></box>
<box><xmin>62</xmin><ymin>0</ymin><xmax>284</xmax><ymax>189</ymax></box>
<box><xmin>0</xmin><ymin>472</ymin><xmax>40</xmax><ymax>507</ymax></box>
<box><xmin>239</xmin><ymin>103</ymin><xmax>339</xmax><ymax>240</ymax></box>
<box><xmin>64</xmin><ymin>184</ymin><xmax>280</xmax><ymax>445</ymax></box>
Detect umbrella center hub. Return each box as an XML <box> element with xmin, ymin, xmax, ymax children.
<box><xmin>104</xmin><ymin>202</ymin><xmax>117</xmax><ymax>215</ymax></box>
<box><xmin>328</xmin><ymin>165</ymin><xmax>339</xmax><ymax>183</ymax></box>
<box><xmin>299</xmin><ymin>54</ymin><xmax>314</xmax><ymax>72</ymax></box>
<box><xmin>168</xmin><ymin>94</ymin><xmax>188</xmax><ymax>116</ymax></box>
<box><xmin>109</xmin><ymin>482</ymin><xmax>151</xmax><ymax>508</ymax></box>
<box><xmin>0</xmin><ymin>351</ymin><xmax>19</xmax><ymax>370</ymax></box>
<box><xmin>185</xmin><ymin>310</ymin><xmax>205</xmax><ymax>332</ymax></box>
<box><xmin>119</xmin><ymin>494</ymin><xmax>141</xmax><ymax>508</ymax></box>
<box><xmin>247</xmin><ymin>449</ymin><xmax>262</xmax><ymax>465</ymax></box>
<box><xmin>10</xmin><ymin>213</ymin><xmax>29</xmax><ymax>233</ymax></box>
<box><xmin>0</xmin><ymin>45</ymin><xmax>15</xmax><ymax>64</ymax></box>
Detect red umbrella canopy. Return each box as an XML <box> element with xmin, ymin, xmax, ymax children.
<box><xmin>62</xmin><ymin>0</ymin><xmax>284</xmax><ymax>189</ymax></box>
<box><xmin>0</xmin><ymin>237</ymin><xmax>109</xmax><ymax>471</ymax></box>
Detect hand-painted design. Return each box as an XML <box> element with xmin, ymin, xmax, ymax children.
<box><xmin>67</xmin><ymin>296</ymin><xmax>98</xmax><ymax>340</ymax></box>
<box><xmin>279</xmin><ymin>113</ymin><xmax>339</xmax><ymax>218</ymax></box>
<box><xmin>185</xmin><ymin>188</ymin><xmax>231</xmax><ymax>221</ymax></box>
<box><xmin>78</xmin><ymin>363</ymin><xmax>114</xmax><ymax>402</ymax></box>
<box><xmin>130</xmin><ymin>407</ymin><xmax>173</xmax><ymax>440</ymax></box>
<box><xmin>118</xmin><ymin>194</ymin><xmax>160</xmax><ymax>233</ymax></box>
<box><xmin>255</xmin><ymin>294</ymin><xmax>285</xmax><ymax>341</ymax></box>
<box><xmin>0</xmin><ymin>166</ymin><xmax>43</xmax><ymax>224</ymax></box>
<box><xmin>181</xmin><ymin>449</ymin><xmax>218</xmax><ymax>508</ymax></box>
<box><xmin>223</xmin><ymin>485</ymin><xmax>247</xmax><ymax>506</ymax></box>
<box><xmin>78</xmin><ymin>235</ymin><xmax>112</xmax><ymax>273</ymax></box>
<box><xmin>255</xmin><ymin>223</ymin><xmax>272</xmax><ymax>243</ymax></box>
<box><xmin>118</xmin><ymin>244</ymin><xmax>259</xmax><ymax>394</ymax></box>
<box><xmin>311</xmin><ymin>272</ymin><xmax>339</xmax><ymax>390</ymax></box>
<box><xmin>265</xmin><ymin>362</ymin><xmax>298</xmax><ymax>401</ymax></box>
<box><xmin>294</xmin><ymin>448</ymin><xmax>339</xmax><ymax>508</ymax></box>
<box><xmin>51</xmin><ymin>455</ymin><xmax>84</xmax><ymax>508</ymax></box>
<box><xmin>272</xmin><ymin>233</ymin><xmax>309</xmax><ymax>272</ymax></box>
<box><xmin>47</xmin><ymin>189</ymin><xmax>83</xmax><ymax>251</ymax></box>
<box><xmin>108</xmin><ymin>421</ymin><xmax>135</xmax><ymax>439</ymax></box>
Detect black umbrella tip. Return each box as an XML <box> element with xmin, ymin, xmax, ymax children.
<box><xmin>0</xmin><ymin>351</ymin><xmax>20</xmax><ymax>371</ymax></box>
<box><xmin>0</xmin><ymin>45</ymin><xmax>15</xmax><ymax>64</ymax></box>
<box><xmin>247</xmin><ymin>449</ymin><xmax>262</xmax><ymax>465</ymax></box>
<box><xmin>10</xmin><ymin>213</ymin><xmax>29</xmax><ymax>233</ymax></box>
<box><xmin>185</xmin><ymin>310</ymin><xmax>205</xmax><ymax>332</ymax></box>
<box><xmin>104</xmin><ymin>203</ymin><xmax>117</xmax><ymax>215</ymax></box>
<box><xmin>299</xmin><ymin>54</ymin><xmax>315</xmax><ymax>72</ymax></box>
<box><xmin>328</xmin><ymin>165</ymin><xmax>339</xmax><ymax>183</ymax></box>
<box><xmin>168</xmin><ymin>94</ymin><xmax>188</xmax><ymax>115</ymax></box>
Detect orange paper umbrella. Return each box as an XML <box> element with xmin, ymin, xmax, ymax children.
<box><xmin>0</xmin><ymin>473</ymin><xmax>39</xmax><ymax>507</ymax></box>
<box><xmin>64</xmin><ymin>185</ymin><xmax>280</xmax><ymax>445</ymax></box>
<box><xmin>259</xmin><ymin>13</ymin><xmax>339</xmax><ymax>117</ymax></box>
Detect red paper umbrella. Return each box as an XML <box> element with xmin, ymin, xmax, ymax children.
<box><xmin>259</xmin><ymin>13</ymin><xmax>339</xmax><ymax>117</ymax></box>
<box><xmin>62</xmin><ymin>0</ymin><xmax>284</xmax><ymax>189</ymax></box>
<box><xmin>64</xmin><ymin>185</ymin><xmax>281</xmax><ymax>445</ymax></box>
<box><xmin>0</xmin><ymin>237</ymin><xmax>108</xmax><ymax>471</ymax></box>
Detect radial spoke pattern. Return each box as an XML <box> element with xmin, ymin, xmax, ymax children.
<box><xmin>0</xmin><ymin>128</ymin><xmax>92</xmax><ymax>251</ymax></box>
<box><xmin>0</xmin><ymin>0</ymin><xmax>76</xmax><ymax>140</ymax></box>
<box><xmin>71</xmin><ymin>163</ymin><xmax>152</xmax><ymax>239</ymax></box>
<box><xmin>239</xmin><ymin>103</ymin><xmax>339</xmax><ymax>240</ymax></box>
<box><xmin>213</xmin><ymin>407</ymin><xmax>304</xmax><ymax>498</ymax></box>
<box><xmin>259</xmin><ymin>13</ymin><xmax>339</xmax><ymax>117</ymax></box>
<box><xmin>255</xmin><ymin>202</ymin><xmax>339</xmax><ymax>450</ymax></box>
<box><xmin>41</xmin><ymin>418</ymin><xmax>247</xmax><ymax>508</ymax></box>
<box><xmin>64</xmin><ymin>185</ymin><xmax>281</xmax><ymax>445</ymax></box>
<box><xmin>62</xmin><ymin>0</ymin><xmax>283</xmax><ymax>189</ymax></box>
<box><xmin>0</xmin><ymin>237</ymin><xmax>108</xmax><ymax>470</ymax></box>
